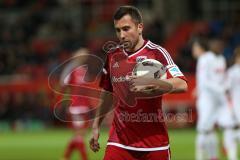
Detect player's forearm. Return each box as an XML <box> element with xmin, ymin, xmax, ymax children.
<box><xmin>92</xmin><ymin>107</ymin><xmax>107</xmax><ymax>130</ymax></box>
<box><xmin>92</xmin><ymin>116</ymin><xmax>105</xmax><ymax>129</ymax></box>
<box><xmin>163</xmin><ymin>78</ymin><xmax>188</xmax><ymax>93</ymax></box>
<box><xmin>93</xmin><ymin>90</ymin><xmax>115</xmax><ymax>128</ymax></box>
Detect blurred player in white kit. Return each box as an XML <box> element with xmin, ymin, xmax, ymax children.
<box><xmin>192</xmin><ymin>38</ymin><xmax>236</xmax><ymax>160</ymax></box>
<box><xmin>225</xmin><ymin>46</ymin><xmax>240</xmax><ymax>160</ymax></box>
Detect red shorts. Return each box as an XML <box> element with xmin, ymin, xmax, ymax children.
<box><xmin>103</xmin><ymin>145</ymin><xmax>171</xmax><ymax>160</ymax></box>
<box><xmin>69</xmin><ymin>106</ymin><xmax>90</xmax><ymax>129</ymax></box>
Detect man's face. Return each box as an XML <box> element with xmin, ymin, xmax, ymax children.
<box><xmin>209</xmin><ymin>39</ymin><xmax>224</xmax><ymax>55</ymax></box>
<box><xmin>192</xmin><ymin>42</ymin><xmax>203</xmax><ymax>59</ymax></box>
<box><xmin>114</xmin><ymin>14</ymin><xmax>143</xmax><ymax>51</ymax></box>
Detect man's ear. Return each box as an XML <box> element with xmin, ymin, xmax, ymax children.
<box><xmin>138</xmin><ymin>23</ymin><xmax>144</xmax><ymax>35</ymax></box>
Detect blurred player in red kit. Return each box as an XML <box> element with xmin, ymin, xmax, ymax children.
<box><xmin>60</xmin><ymin>48</ymin><xmax>96</xmax><ymax>160</ymax></box>
<box><xmin>89</xmin><ymin>6</ymin><xmax>188</xmax><ymax>160</ymax></box>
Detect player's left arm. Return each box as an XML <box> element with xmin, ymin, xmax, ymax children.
<box><xmin>156</xmin><ymin>47</ymin><xmax>188</xmax><ymax>93</ymax></box>
<box><xmin>161</xmin><ymin>77</ymin><xmax>188</xmax><ymax>93</ymax></box>
<box><xmin>130</xmin><ymin>46</ymin><xmax>188</xmax><ymax>94</ymax></box>
<box><xmin>131</xmin><ymin>70</ymin><xmax>187</xmax><ymax>93</ymax></box>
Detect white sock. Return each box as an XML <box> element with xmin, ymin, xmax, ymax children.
<box><xmin>223</xmin><ymin>129</ymin><xmax>237</xmax><ymax>160</ymax></box>
<box><xmin>236</xmin><ymin>128</ymin><xmax>240</xmax><ymax>141</ymax></box>
<box><xmin>196</xmin><ymin>132</ymin><xmax>219</xmax><ymax>160</ymax></box>
<box><xmin>207</xmin><ymin>132</ymin><xmax>219</xmax><ymax>160</ymax></box>
<box><xmin>196</xmin><ymin>133</ymin><xmax>207</xmax><ymax>160</ymax></box>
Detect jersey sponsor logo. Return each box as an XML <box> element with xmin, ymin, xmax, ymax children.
<box><xmin>136</xmin><ymin>56</ymin><xmax>147</xmax><ymax>63</ymax></box>
<box><xmin>112</xmin><ymin>62</ymin><xmax>119</xmax><ymax>68</ymax></box>
<box><xmin>168</xmin><ymin>66</ymin><xmax>183</xmax><ymax>77</ymax></box>
<box><xmin>112</xmin><ymin>75</ymin><xmax>130</xmax><ymax>83</ymax></box>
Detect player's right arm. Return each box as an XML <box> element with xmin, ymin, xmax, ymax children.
<box><xmin>89</xmin><ymin>55</ymin><xmax>114</xmax><ymax>152</ymax></box>
<box><xmin>89</xmin><ymin>90</ymin><xmax>114</xmax><ymax>152</ymax></box>
<box><xmin>225</xmin><ymin>67</ymin><xmax>234</xmax><ymax>103</ymax></box>
<box><xmin>226</xmin><ymin>67</ymin><xmax>234</xmax><ymax>92</ymax></box>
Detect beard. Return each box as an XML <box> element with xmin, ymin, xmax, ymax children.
<box><xmin>122</xmin><ymin>39</ymin><xmax>138</xmax><ymax>52</ymax></box>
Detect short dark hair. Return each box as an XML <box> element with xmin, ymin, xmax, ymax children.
<box><xmin>193</xmin><ymin>37</ymin><xmax>209</xmax><ymax>51</ymax></box>
<box><xmin>113</xmin><ymin>6</ymin><xmax>143</xmax><ymax>24</ymax></box>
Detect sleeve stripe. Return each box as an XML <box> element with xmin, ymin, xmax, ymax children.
<box><xmin>159</xmin><ymin>46</ymin><xmax>175</xmax><ymax>65</ymax></box>
<box><xmin>149</xmin><ymin>42</ymin><xmax>175</xmax><ymax>65</ymax></box>
<box><xmin>147</xmin><ymin>43</ymin><xmax>174</xmax><ymax>65</ymax></box>
<box><xmin>148</xmin><ymin>43</ymin><xmax>174</xmax><ymax>65</ymax></box>
<box><xmin>147</xmin><ymin>44</ymin><xmax>171</xmax><ymax>65</ymax></box>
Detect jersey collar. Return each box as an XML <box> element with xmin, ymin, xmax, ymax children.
<box><xmin>124</xmin><ymin>40</ymin><xmax>149</xmax><ymax>57</ymax></box>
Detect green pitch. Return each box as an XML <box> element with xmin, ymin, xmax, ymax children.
<box><xmin>0</xmin><ymin>128</ymin><xmax>234</xmax><ymax>160</ymax></box>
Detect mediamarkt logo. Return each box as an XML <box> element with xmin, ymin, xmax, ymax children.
<box><xmin>112</xmin><ymin>76</ymin><xmax>130</xmax><ymax>83</ymax></box>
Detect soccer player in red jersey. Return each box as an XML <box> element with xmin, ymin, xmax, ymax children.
<box><xmin>61</xmin><ymin>49</ymin><xmax>91</xmax><ymax>160</ymax></box>
<box><xmin>89</xmin><ymin>6</ymin><xmax>188</xmax><ymax>160</ymax></box>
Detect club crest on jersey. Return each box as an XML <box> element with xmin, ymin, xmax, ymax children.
<box><xmin>136</xmin><ymin>56</ymin><xmax>147</xmax><ymax>63</ymax></box>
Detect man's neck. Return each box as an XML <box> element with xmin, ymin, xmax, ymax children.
<box><xmin>128</xmin><ymin>37</ymin><xmax>145</xmax><ymax>52</ymax></box>
<box><xmin>197</xmin><ymin>51</ymin><xmax>206</xmax><ymax>59</ymax></box>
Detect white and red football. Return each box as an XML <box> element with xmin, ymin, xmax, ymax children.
<box><xmin>132</xmin><ymin>59</ymin><xmax>166</xmax><ymax>79</ymax></box>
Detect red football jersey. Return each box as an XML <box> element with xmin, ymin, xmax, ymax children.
<box><xmin>63</xmin><ymin>66</ymin><xmax>91</xmax><ymax>107</ymax></box>
<box><xmin>63</xmin><ymin>66</ymin><xmax>89</xmax><ymax>127</ymax></box>
<box><xmin>100</xmin><ymin>40</ymin><xmax>186</xmax><ymax>151</ymax></box>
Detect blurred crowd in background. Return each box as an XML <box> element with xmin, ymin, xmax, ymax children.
<box><xmin>0</xmin><ymin>0</ymin><xmax>240</xmax><ymax>130</ymax></box>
